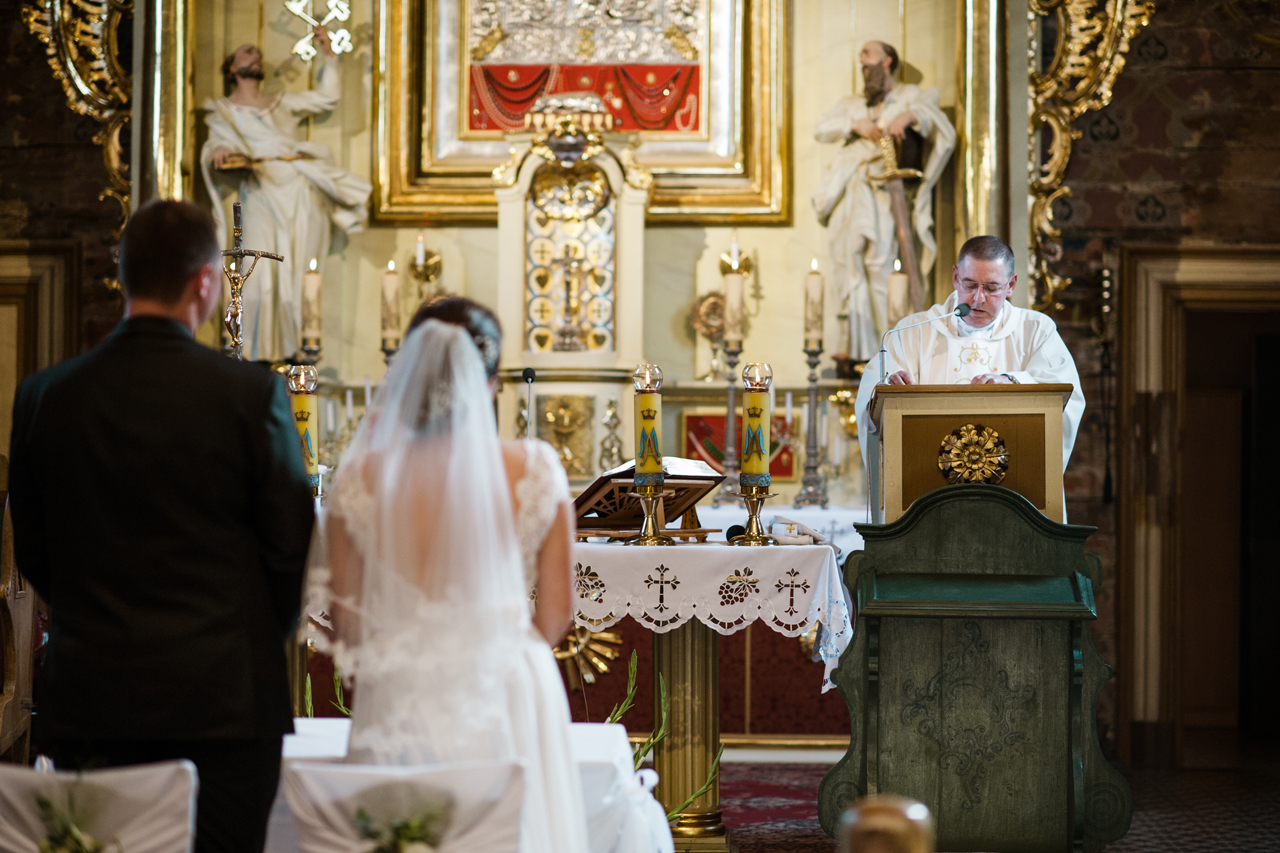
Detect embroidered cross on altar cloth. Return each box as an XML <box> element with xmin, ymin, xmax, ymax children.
<box><xmin>570</xmin><ymin>542</ymin><xmax>852</xmax><ymax>692</ymax></box>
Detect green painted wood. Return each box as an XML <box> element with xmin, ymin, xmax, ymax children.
<box><xmin>858</xmin><ymin>571</ymin><xmax>1096</xmax><ymax>619</ymax></box>
<box><xmin>818</xmin><ymin>485</ymin><xmax>1131</xmax><ymax>853</ymax></box>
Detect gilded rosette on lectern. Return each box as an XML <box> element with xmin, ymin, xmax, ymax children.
<box><xmin>628</xmin><ymin>363</ymin><xmax>673</xmax><ymax>546</ymax></box>
<box><xmin>732</xmin><ymin>362</ymin><xmax>777</xmax><ymax>546</ymax></box>
<box><xmin>286</xmin><ymin>365</ymin><xmax>320</xmax><ymax>495</ymax></box>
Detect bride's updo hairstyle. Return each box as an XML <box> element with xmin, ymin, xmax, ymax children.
<box><xmin>407</xmin><ymin>296</ymin><xmax>502</xmax><ymax>378</ymax></box>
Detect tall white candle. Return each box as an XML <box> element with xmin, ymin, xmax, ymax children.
<box><xmin>363</xmin><ymin>375</ymin><xmax>373</xmax><ymax>411</ymax></box>
<box><xmin>382</xmin><ymin>261</ymin><xmax>401</xmax><ymax>338</ymax></box>
<box><xmin>730</xmin><ymin>231</ymin><xmax>740</xmax><ymax>267</ymax></box>
<box><xmin>723</xmin><ymin>272</ymin><xmax>744</xmax><ymax>344</ymax></box>
<box><xmin>415</xmin><ymin>232</ymin><xmax>426</xmax><ymax>267</ymax></box>
<box><xmin>326</xmin><ymin>398</ymin><xmax>336</xmax><ymax>435</ymax></box>
<box><xmin>820</xmin><ymin>403</ymin><xmax>829</xmax><ymax>448</ymax></box>
<box><xmin>784</xmin><ymin>391</ymin><xmax>793</xmax><ymax>427</ymax></box>
<box><xmin>302</xmin><ymin>259</ymin><xmax>322</xmax><ymax>339</ymax></box>
<box><xmin>805</xmin><ymin>259</ymin><xmax>824</xmax><ymax>342</ymax></box>
<box><xmin>345</xmin><ymin>389</ymin><xmax>354</xmax><ymax>422</ymax></box>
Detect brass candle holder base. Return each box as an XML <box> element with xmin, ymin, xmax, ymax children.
<box><xmin>627</xmin><ymin>482</ymin><xmax>675</xmax><ymax>546</ymax></box>
<box><xmin>730</xmin><ymin>482</ymin><xmax>777</xmax><ymax>546</ymax></box>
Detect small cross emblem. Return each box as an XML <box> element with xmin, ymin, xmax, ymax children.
<box><xmin>644</xmin><ymin>564</ymin><xmax>680</xmax><ymax>613</ymax></box>
<box><xmin>532</xmin><ymin>301</ymin><xmax>553</xmax><ymax>323</ymax></box>
<box><xmin>775</xmin><ymin>568</ymin><xmax>810</xmax><ymax>617</ymax></box>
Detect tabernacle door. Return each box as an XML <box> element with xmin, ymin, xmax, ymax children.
<box><xmin>867</xmin><ymin>384</ymin><xmax>1075</xmax><ymax>523</ymax></box>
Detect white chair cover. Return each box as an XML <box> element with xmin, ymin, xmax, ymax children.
<box><xmin>283</xmin><ymin>759</ymin><xmax>524</xmax><ymax>853</ymax></box>
<box><xmin>0</xmin><ymin>760</ymin><xmax>197</xmax><ymax>853</ymax></box>
<box><xmin>569</xmin><ymin>724</ymin><xmax>674</xmax><ymax>853</ymax></box>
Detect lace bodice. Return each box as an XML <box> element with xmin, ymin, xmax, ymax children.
<box><xmin>513</xmin><ymin>439</ymin><xmax>571</xmax><ymax>593</ymax></box>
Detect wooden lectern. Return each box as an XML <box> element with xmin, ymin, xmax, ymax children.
<box><xmin>866</xmin><ymin>384</ymin><xmax>1075</xmax><ymax>523</ymax></box>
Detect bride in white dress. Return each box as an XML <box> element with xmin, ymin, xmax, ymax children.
<box><xmin>320</xmin><ymin>298</ymin><xmax>589</xmax><ymax>853</ymax></box>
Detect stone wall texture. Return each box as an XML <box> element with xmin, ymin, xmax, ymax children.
<box><xmin>1051</xmin><ymin>0</ymin><xmax>1280</xmax><ymax>755</ymax></box>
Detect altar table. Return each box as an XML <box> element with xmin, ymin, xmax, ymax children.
<box><xmin>571</xmin><ymin>543</ymin><xmax>853</xmax><ymax>851</ymax></box>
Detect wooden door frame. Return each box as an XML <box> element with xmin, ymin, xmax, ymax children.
<box><xmin>1117</xmin><ymin>245</ymin><xmax>1280</xmax><ymax>766</ymax></box>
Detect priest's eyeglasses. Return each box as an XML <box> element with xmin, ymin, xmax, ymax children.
<box><xmin>958</xmin><ymin>278</ymin><xmax>1012</xmax><ymax>295</ymax></box>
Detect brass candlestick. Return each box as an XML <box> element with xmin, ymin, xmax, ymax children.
<box><xmin>220</xmin><ymin>202</ymin><xmax>283</xmax><ymax>361</ymax></box>
<box><xmin>732</xmin><ymin>483</ymin><xmax>778</xmax><ymax>546</ymax></box>
<box><xmin>794</xmin><ymin>341</ymin><xmax>829</xmax><ymax>508</ymax></box>
<box><xmin>629</xmin><ymin>483</ymin><xmax>675</xmax><ymax>546</ymax></box>
<box><xmin>732</xmin><ymin>362</ymin><xmax>777</xmax><ymax>546</ymax></box>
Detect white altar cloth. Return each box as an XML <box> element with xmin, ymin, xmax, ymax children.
<box><xmin>571</xmin><ymin>543</ymin><xmax>852</xmax><ymax>691</ymax></box>
<box><xmin>265</xmin><ymin>719</ymin><xmax>672</xmax><ymax>853</ymax></box>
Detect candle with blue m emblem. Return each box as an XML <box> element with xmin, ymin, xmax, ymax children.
<box><xmin>633</xmin><ymin>363</ymin><xmax>664</xmax><ymax>488</ymax></box>
<box><xmin>740</xmin><ymin>363</ymin><xmax>773</xmax><ymax>489</ymax></box>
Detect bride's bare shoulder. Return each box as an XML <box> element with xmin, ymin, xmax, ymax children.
<box><xmin>499</xmin><ymin>439</ymin><xmax>530</xmax><ymax>481</ymax></box>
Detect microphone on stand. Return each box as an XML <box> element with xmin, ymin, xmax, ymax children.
<box><xmin>522</xmin><ymin>368</ymin><xmax>536</xmax><ymax>439</ymax></box>
<box><xmin>878</xmin><ymin>303</ymin><xmax>971</xmax><ymax>385</ymax></box>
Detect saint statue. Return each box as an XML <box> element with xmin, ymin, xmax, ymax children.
<box><xmin>200</xmin><ymin>27</ymin><xmax>372</xmax><ymax>362</ymax></box>
<box><xmin>813</xmin><ymin>41</ymin><xmax>956</xmax><ymax>363</ymax></box>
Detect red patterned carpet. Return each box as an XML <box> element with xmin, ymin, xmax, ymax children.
<box><xmin>720</xmin><ymin>763</ymin><xmax>836</xmax><ymax>853</ymax></box>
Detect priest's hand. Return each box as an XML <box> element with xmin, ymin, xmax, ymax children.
<box><xmin>971</xmin><ymin>373</ymin><xmax>1016</xmax><ymax>385</ymax></box>
<box><xmin>886</xmin><ymin>111</ymin><xmax>917</xmax><ymax>141</ymax></box>
<box><xmin>313</xmin><ymin>25</ymin><xmax>336</xmax><ymax>58</ymax></box>
<box><xmin>850</xmin><ymin>118</ymin><xmax>883</xmax><ymax>141</ymax></box>
<box><xmin>887</xmin><ymin>370</ymin><xmax>914</xmax><ymax>385</ymax></box>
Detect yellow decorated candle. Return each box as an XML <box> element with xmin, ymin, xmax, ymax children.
<box><xmin>633</xmin><ymin>363</ymin><xmax>664</xmax><ymax>488</ymax></box>
<box><xmin>740</xmin><ymin>362</ymin><xmax>773</xmax><ymax>488</ymax></box>
<box><xmin>286</xmin><ymin>365</ymin><xmax>321</xmax><ymax>495</ymax></box>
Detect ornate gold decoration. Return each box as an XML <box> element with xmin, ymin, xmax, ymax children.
<box><xmin>938</xmin><ymin>424</ymin><xmax>1009</xmax><ymax>485</ymax></box>
<box><xmin>662</xmin><ymin>25</ymin><xmax>698</xmax><ymax>61</ymax></box>
<box><xmin>576</xmin><ymin>27</ymin><xmax>595</xmax><ymax>62</ymax></box>
<box><xmin>531</xmin><ymin>161</ymin><xmax>611</xmax><ymax>222</ymax></box>
<box><xmin>536</xmin><ymin>394</ymin><xmax>595</xmax><ymax>479</ymax></box>
<box><xmin>1029</xmin><ymin>0</ymin><xmax>1154</xmax><ymax>309</ymax></box>
<box><xmin>470</xmin><ymin>25</ymin><xmax>507</xmax><ymax>61</ymax></box>
<box><xmin>553</xmin><ymin>625</ymin><xmax>623</xmax><ymax>691</ymax></box>
<box><xmin>373</xmin><ymin>0</ymin><xmax>787</xmax><ymax>224</ymax></box>
<box><xmin>828</xmin><ymin>389</ymin><xmax>858</xmax><ymax>437</ymax></box>
<box><xmin>23</xmin><ymin>0</ymin><xmax>132</xmax><ymax>231</ymax></box>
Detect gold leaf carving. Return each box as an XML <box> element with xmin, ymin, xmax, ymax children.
<box><xmin>471</xmin><ymin>25</ymin><xmax>507</xmax><ymax>62</ymax></box>
<box><xmin>662</xmin><ymin>25</ymin><xmax>698</xmax><ymax>61</ymax></box>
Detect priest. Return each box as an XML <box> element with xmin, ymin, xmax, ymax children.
<box><xmin>854</xmin><ymin>236</ymin><xmax>1086</xmax><ymax>475</ymax></box>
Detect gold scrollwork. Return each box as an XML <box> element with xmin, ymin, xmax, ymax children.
<box><xmin>1029</xmin><ymin>0</ymin><xmax>1154</xmax><ymax>309</ymax></box>
<box><xmin>23</xmin><ymin>0</ymin><xmax>133</xmax><ymax>233</ymax></box>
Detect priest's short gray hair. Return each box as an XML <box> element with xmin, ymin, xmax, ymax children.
<box><xmin>957</xmin><ymin>236</ymin><xmax>1015</xmax><ymax>280</ymax></box>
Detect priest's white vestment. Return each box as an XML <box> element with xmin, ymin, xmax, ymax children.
<box><xmin>855</xmin><ymin>292</ymin><xmax>1086</xmax><ymax>475</ymax></box>
<box><xmin>813</xmin><ymin>84</ymin><xmax>956</xmax><ymax>361</ymax></box>
<box><xmin>200</xmin><ymin>56</ymin><xmax>371</xmax><ymax>362</ymax></box>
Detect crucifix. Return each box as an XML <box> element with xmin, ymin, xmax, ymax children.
<box><xmin>221</xmin><ymin>202</ymin><xmax>283</xmax><ymax>361</ymax></box>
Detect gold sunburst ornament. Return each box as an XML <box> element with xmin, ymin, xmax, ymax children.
<box><xmin>554</xmin><ymin>626</ymin><xmax>624</xmax><ymax>691</ymax></box>
<box><xmin>938</xmin><ymin>424</ymin><xmax>1009</xmax><ymax>485</ymax></box>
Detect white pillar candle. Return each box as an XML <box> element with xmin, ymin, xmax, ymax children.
<box><xmin>382</xmin><ymin>261</ymin><xmax>401</xmax><ymax>338</ymax></box>
<box><xmin>820</xmin><ymin>403</ymin><xmax>829</xmax><ymax>448</ymax></box>
<box><xmin>730</xmin><ymin>231</ymin><xmax>740</xmax><ymax>266</ymax></box>
<box><xmin>785</xmin><ymin>391</ymin><xmax>793</xmax><ymax>427</ymax></box>
<box><xmin>723</xmin><ymin>272</ymin><xmax>744</xmax><ymax>344</ymax></box>
<box><xmin>364</xmin><ymin>375</ymin><xmax>373</xmax><ymax>411</ymax></box>
<box><xmin>415</xmin><ymin>232</ymin><xmax>426</xmax><ymax>267</ymax></box>
<box><xmin>326</xmin><ymin>398</ymin><xmax>336</xmax><ymax>435</ymax></box>
<box><xmin>345</xmin><ymin>388</ymin><xmax>354</xmax><ymax>422</ymax></box>
<box><xmin>805</xmin><ymin>259</ymin><xmax>824</xmax><ymax>342</ymax></box>
<box><xmin>302</xmin><ymin>259</ymin><xmax>322</xmax><ymax>339</ymax></box>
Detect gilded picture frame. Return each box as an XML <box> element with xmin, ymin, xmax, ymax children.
<box><xmin>373</xmin><ymin>0</ymin><xmax>790</xmax><ymax>224</ymax></box>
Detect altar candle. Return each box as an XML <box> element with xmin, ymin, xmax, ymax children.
<box><xmin>286</xmin><ymin>365</ymin><xmax>320</xmax><ymax>495</ymax></box>
<box><xmin>326</xmin><ymin>398</ymin><xmax>336</xmax><ymax>436</ymax></box>
<box><xmin>364</xmin><ymin>375</ymin><xmax>373</xmax><ymax>411</ymax></box>
<box><xmin>345</xmin><ymin>388</ymin><xmax>354</xmax><ymax>422</ymax></box>
<box><xmin>633</xmin><ymin>363</ymin><xmax>664</xmax><ymax>488</ymax></box>
<box><xmin>302</xmin><ymin>259</ymin><xmax>322</xmax><ymax>339</ymax></box>
<box><xmin>741</xmin><ymin>363</ymin><xmax>773</xmax><ymax>483</ymax></box>
<box><xmin>723</xmin><ymin>272</ymin><xmax>744</xmax><ymax>344</ymax></box>
<box><xmin>820</xmin><ymin>402</ymin><xmax>829</xmax><ymax>448</ymax></box>
<box><xmin>415</xmin><ymin>232</ymin><xmax>426</xmax><ymax>267</ymax></box>
<box><xmin>805</xmin><ymin>259</ymin><xmax>824</xmax><ymax>344</ymax></box>
<box><xmin>382</xmin><ymin>261</ymin><xmax>401</xmax><ymax>339</ymax></box>
<box><xmin>785</xmin><ymin>392</ymin><xmax>793</xmax><ymax>427</ymax></box>
<box><xmin>730</xmin><ymin>230</ymin><xmax>740</xmax><ymax>267</ymax></box>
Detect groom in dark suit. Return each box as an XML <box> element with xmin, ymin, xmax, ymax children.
<box><xmin>8</xmin><ymin>200</ymin><xmax>315</xmax><ymax>852</ymax></box>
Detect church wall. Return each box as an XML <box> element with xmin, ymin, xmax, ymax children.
<box><xmin>0</xmin><ymin>0</ymin><xmax>125</xmax><ymax>350</ymax></box>
<box><xmin>193</xmin><ymin>0</ymin><xmax>963</xmax><ymax>392</ymax></box>
<box><xmin>1048</xmin><ymin>0</ymin><xmax>1280</xmax><ymax>760</ymax></box>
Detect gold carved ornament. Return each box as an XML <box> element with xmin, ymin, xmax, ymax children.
<box><xmin>23</xmin><ymin>0</ymin><xmax>132</xmax><ymax>233</ymax></box>
<box><xmin>938</xmin><ymin>424</ymin><xmax>1009</xmax><ymax>485</ymax></box>
<box><xmin>1029</xmin><ymin>0</ymin><xmax>1154</xmax><ymax>309</ymax></box>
